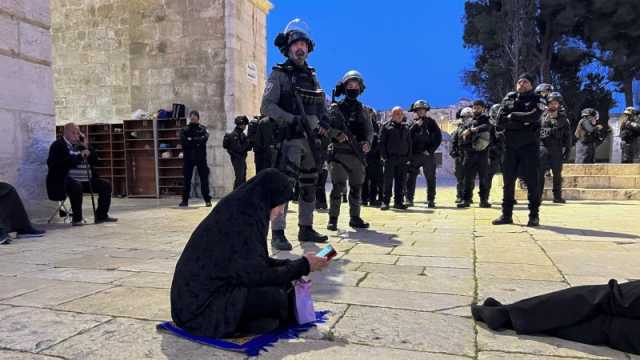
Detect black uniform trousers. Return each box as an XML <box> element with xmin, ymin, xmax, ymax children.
<box><xmin>65</xmin><ymin>176</ymin><xmax>112</xmax><ymax>222</ymax></box>
<box><xmin>406</xmin><ymin>153</ymin><xmax>437</xmax><ymax>203</ymax></box>
<box><xmin>454</xmin><ymin>157</ymin><xmax>465</xmax><ymax>200</ymax></box>
<box><xmin>487</xmin><ymin>156</ymin><xmax>501</xmax><ymax>199</ymax></box>
<box><xmin>501</xmin><ymin>142</ymin><xmax>540</xmax><ymax>218</ymax></box>
<box><xmin>484</xmin><ymin>279</ymin><xmax>640</xmax><ymax>355</ymax></box>
<box><xmin>362</xmin><ymin>158</ymin><xmax>383</xmax><ymax>204</ymax></box>
<box><xmin>230</xmin><ymin>156</ymin><xmax>247</xmax><ymax>190</ymax></box>
<box><xmin>254</xmin><ymin>148</ymin><xmax>273</xmax><ymax>173</ymax></box>
<box><xmin>183</xmin><ymin>156</ymin><xmax>211</xmax><ymax>202</ymax></box>
<box><xmin>575</xmin><ymin>141</ymin><xmax>596</xmax><ymax>164</ymax></box>
<box><xmin>462</xmin><ymin>150</ymin><xmax>489</xmax><ymax>202</ymax></box>
<box><xmin>315</xmin><ymin>166</ymin><xmax>328</xmax><ymax>207</ymax></box>
<box><xmin>383</xmin><ymin>157</ymin><xmax>407</xmax><ymax>205</ymax></box>
<box><xmin>538</xmin><ymin>145</ymin><xmax>564</xmax><ymax>200</ymax></box>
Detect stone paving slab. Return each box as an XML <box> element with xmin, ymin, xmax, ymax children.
<box><xmin>0</xmin><ymin>306</ymin><xmax>110</xmax><ymax>353</ymax></box>
<box><xmin>359</xmin><ymin>272</ymin><xmax>474</xmax><ymax>296</ymax></box>
<box><xmin>43</xmin><ymin>318</ymin><xmax>239</xmax><ymax>360</ymax></box>
<box><xmin>0</xmin><ymin>350</ymin><xmax>63</xmax><ymax>359</ymax></box>
<box><xmin>22</xmin><ymin>267</ymin><xmax>134</xmax><ymax>284</ymax></box>
<box><xmin>1</xmin><ymin>281</ymin><xmax>111</xmax><ymax>307</ymax></box>
<box><xmin>113</xmin><ymin>271</ymin><xmax>173</xmax><ymax>289</ymax></box>
<box><xmin>477</xmin><ymin>326</ymin><xmax>630</xmax><ymax>359</ymax></box>
<box><xmin>313</xmin><ymin>284</ymin><xmax>472</xmax><ymax>312</ymax></box>
<box><xmin>56</xmin><ymin>286</ymin><xmax>170</xmax><ymax>321</ymax></box>
<box><xmin>477</xmin><ymin>278</ymin><xmax>569</xmax><ymax>304</ymax></box>
<box><xmin>332</xmin><ymin>305</ymin><xmax>475</xmax><ymax>356</ymax></box>
<box><xmin>260</xmin><ymin>339</ymin><xmax>467</xmax><ymax>359</ymax></box>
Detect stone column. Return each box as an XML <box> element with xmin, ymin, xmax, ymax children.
<box><xmin>0</xmin><ymin>0</ymin><xmax>55</xmax><ymax>218</ymax></box>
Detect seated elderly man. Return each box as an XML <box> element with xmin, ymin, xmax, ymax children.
<box><xmin>0</xmin><ymin>182</ymin><xmax>45</xmax><ymax>244</ymax></box>
<box><xmin>46</xmin><ymin>123</ymin><xmax>117</xmax><ymax>226</ymax></box>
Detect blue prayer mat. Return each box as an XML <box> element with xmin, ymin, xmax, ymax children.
<box><xmin>156</xmin><ymin>311</ymin><xmax>329</xmax><ymax>357</ymax></box>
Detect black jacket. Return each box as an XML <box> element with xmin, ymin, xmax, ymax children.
<box><xmin>170</xmin><ymin>169</ymin><xmax>310</xmax><ymax>338</ymax></box>
<box><xmin>46</xmin><ymin>137</ymin><xmax>97</xmax><ymax>201</ymax></box>
<box><xmin>498</xmin><ymin>91</ymin><xmax>544</xmax><ymax>148</ymax></box>
<box><xmin>540</xmin><ymin>111</ymin><xmax>572</xmax><ymax>150</ymax></box>
<box><xmin>224</xmin><ymin>126</ymin><xmax>251</xmax><ymax>159</ymax></box>
<box><xmin>180</xmin><ymin>123</ymin><xmax>209</xmax><ymax>160</ymax></box>
<box><xmin>380</xmin><ymin>120</ymin><xmax>412</xmax><ymax>159</ymax></box>
<box><xmin>460</xmin><ymin>114</ymin><xmax>491</xmax><ymax>152</ymax></box>
<box><xmin>410</xmin><ymin>117</ymin><xmax>442</xmax><ymax>155</ymax></box>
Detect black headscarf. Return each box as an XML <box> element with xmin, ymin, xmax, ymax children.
<box><xmin>171</xmin><ymin>169</ymin><xmax>307</xmax><ymax>338</ymax></box>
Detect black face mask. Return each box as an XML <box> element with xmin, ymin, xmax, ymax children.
<box><xmin>345</xmin><ymin>89</ymin><xmax>360</xmax><ymax>99</ymax></box>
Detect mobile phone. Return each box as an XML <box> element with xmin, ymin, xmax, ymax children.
<box><xmin>315</xmin><ymin>244</ymin><xmax>337</xmax><ymax>260</ymax></box>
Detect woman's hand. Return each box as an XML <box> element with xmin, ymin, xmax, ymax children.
<box><xmin>303</xmin><ymin>253</ymin><xmax>330</xmax><ymax>272</ymax></box>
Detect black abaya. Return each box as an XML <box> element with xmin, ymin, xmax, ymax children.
<box><xmin>0</xmin><ymin>182</ymin><xmax>34</xmax><ymax>233</ymax></box>
<box><xmin>472</xmin><ymin>279</ymin><xmax>640</xmax><ymax>354</ymax></box>
<box><xmin>170</xmin><ymin>169</ymin><xmax>310</xmax><ymax>338</ymax></box>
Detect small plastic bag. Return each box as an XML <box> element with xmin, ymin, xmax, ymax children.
<box><xmin>293</xmin><ymin>278</ymin><xmax>315</xmax><ymax>324</ymax></box>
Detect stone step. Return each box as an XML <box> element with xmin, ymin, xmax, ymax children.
<box><xmin>515</xmin><ymin>188</ymin><xmax>640</xmax><ymax>201</ymax></box>
<box><xmin>561</xmin><ymin>164</ymin><xmax>640</xmax><ymax>176</ymax></box>
<box><xmin>542</xmin><ymin>175</ymin><xmax>640</xmax><ymax>189</ymax></box>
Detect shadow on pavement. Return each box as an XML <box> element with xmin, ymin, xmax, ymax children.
<box><xmin>537</xmin><ymin>225</ymin><xmax>640</xmax><ymax>239</ymax></box>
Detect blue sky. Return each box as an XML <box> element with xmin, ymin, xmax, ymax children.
<box><xmin>266</xmin><ymin>1</ymin><xmax>628</xmax><ymax>112</ymax></box>
<box><xmin>266</xmin><ymin>1</ymin><xmax>476</xmax><ymax>111</ymax></box>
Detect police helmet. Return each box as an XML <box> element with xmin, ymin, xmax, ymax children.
<box><xmin>460</xmin><ymin>107</ymin><xmax>474</xmax><ymax>119</ymax></box>
<box><xmin>535</xmin><ymin>83</ymin><xmax>554</xmax><ymax>96</ymax></box>
<box><xmin>581</xmin><ymin>108</ymin><xmax>599</xmax><ymax>121</ymax></box>
<box><xmin>234</xmin><ymin>115</ymin><xmax>250</xmax><ymax>126</ymax></box>
<box><xmin>341</xmin><ymin>70</ymin><xmax>366</xmax><ymax>92</ymax></box>
<box><xmin>274</xmin><ymin>19</ymin><xmax>315</xmax><ymax>56</ymax></box>
<box><xmin>410</xmin><ymin>100</ymin><xmax>431</xmax><ymax>112</ymax></box>
<box><xmin>624</xmin><ymin>107</ymin><xmax>636</xmax><ymax>116</ymax></box>
<box><xmin>547</xmin><ymin>92</ymin><xmax>563</xmax><ymax>104</ymax></box>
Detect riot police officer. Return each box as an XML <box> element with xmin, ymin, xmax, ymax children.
<box><xmin>487</xmin><ymin>104</ymin><xmax>505</xmax><ymax>200</ymax></box>
<box><xmin>405</xmin><ymin>100</ymin><xmax>442</xmax><ymax>208</ymax></box>
<box><xmin>179</xmin><ymin>110</ymin><xmax>212</xmax><ymax>207</ymax></box>
<box><xmin>492</xmin><ymin>74</ymin><xmax>544</xmax><ymax>227</ymax></box>
<box><xmin>620</xmin><ymin>107</ymin><xmax>640</xmax><ymax>163</ymax></box>
<box><xmin>451</xmin><ymin>108</ymin><xmax>473</xmax><ymax>204</ymax></box>
<box><xmin>223</xmin><ymin>116</ymin><xmax>252</xmax><ymax>190</ymax></box>
<box><xmin>326</xmin><ymin>70</ymin><xmax>373</xmax><ymax>231</ymax></box>
<box><xmin>260</xmin><ymin>19</ymin><xmax>330</xmax><ymax>250</ymax></box>
<box><xmin>458</xmin><ymin>100</ymin><xmax>492</xmax><ymax>208</ymax></box>
<box><xmin>575</xmin><ymin>108</ymin><xmax>610</xmax><ymax>164</ymax></box>
<box><xmin>538</xmin><ymin>92</ymin><xmax>572</xmax><ymax>203</ymax></box>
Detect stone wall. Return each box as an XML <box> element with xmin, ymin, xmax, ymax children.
<box><xmin>0</xmin><ymin>0</ymin><xmax>55</xmax><ymax>217</ymax></box>
<box><xmin>51</xmin><ymin>0</ymin><xmax>271</xmax><ymax>196</ymax></box>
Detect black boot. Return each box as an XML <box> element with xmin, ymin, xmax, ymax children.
<box><xmin>479</xmin><ymin>200</ymin><xmax>492</xmax><ymax>208</ymax></box>
<box><xmin>492</xmin><ymin>215</ymin><xmax>513</xmax><ymax>225</ymax></box>
<box><xmin>298</xmin><ymin>226</ymin><xmax>328</xmax><ymax>243</ymax></box>
<box><xmin>405</xmin><ymin>199</ymin><xmax>414</xmax><ymax>207</ymax></box>
<box><xmin>327</xmin><ymin>217</ymin><xmax>338</xmax><ymax>231</ymax></box>
<box><xmin>380</xmin><ymin>203</ymin><xmax>390</xmax><ymax>211</ymax></box>
<box><xmin>393</xmin><ymin>203</ymin><xmax>408</xmax><ymax>210</ymax></box>
<box><xmin>527</xmin><ymin>215</ymin><xmax>540</xmax><ymax>227</ymax></box>
<box><xmin>271</xmin><ymin>230</ymin><xmax>292</xmax><ymax>251</ymax></box>
<box><xmin>457</xmin><ymin>201</ymin><xmax>470</xmax><ymax>208</ymax></box>
<box><xmin>427</xmin><ymin>201</ymin><xmax>436</xmax><ymax>208</ymax></box>
<box><xmin>553</xmin><ymin>197</ymin><xmax>566</xmax><ymax>204</ymax></box>
<box><xmin>349</xmin><ymin>216</ymin><xmax>370</xmax><ymax>229</ymax></box>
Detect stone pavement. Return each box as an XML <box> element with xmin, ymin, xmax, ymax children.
<box><xmin>1</xmin><ymin>185</ymin><xmax>639</xmax><ymax>359</ymax></box>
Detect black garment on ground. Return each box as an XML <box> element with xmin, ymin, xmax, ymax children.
<box><xmin>170</xmin><ymin>169</ymin><xmax>310</xmax><ymax>338</ymax></box>
<box><xmin>0</xmin><ymin>182</ymin><xmax>33</xmax><ymax>233</ymax></box>
<box><xmin>472</xmin><ymin>279</ymin><xmax>640</xmax><ymax>355</ymax></box>
<box><xmin>181</xmin><ymin>123</ymin><xmax>211</xmax><ymax>202</ymax></box>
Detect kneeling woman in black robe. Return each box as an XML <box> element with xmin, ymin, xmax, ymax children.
<box><xmin>171</xmin><ymin>169</ymin><xmax>329</xmax><ymax>338</ymax></box>
<box><xmin>472</xmin><ymin>279</ymin><xmax>640</xmax><ymax>354</ymax></box>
